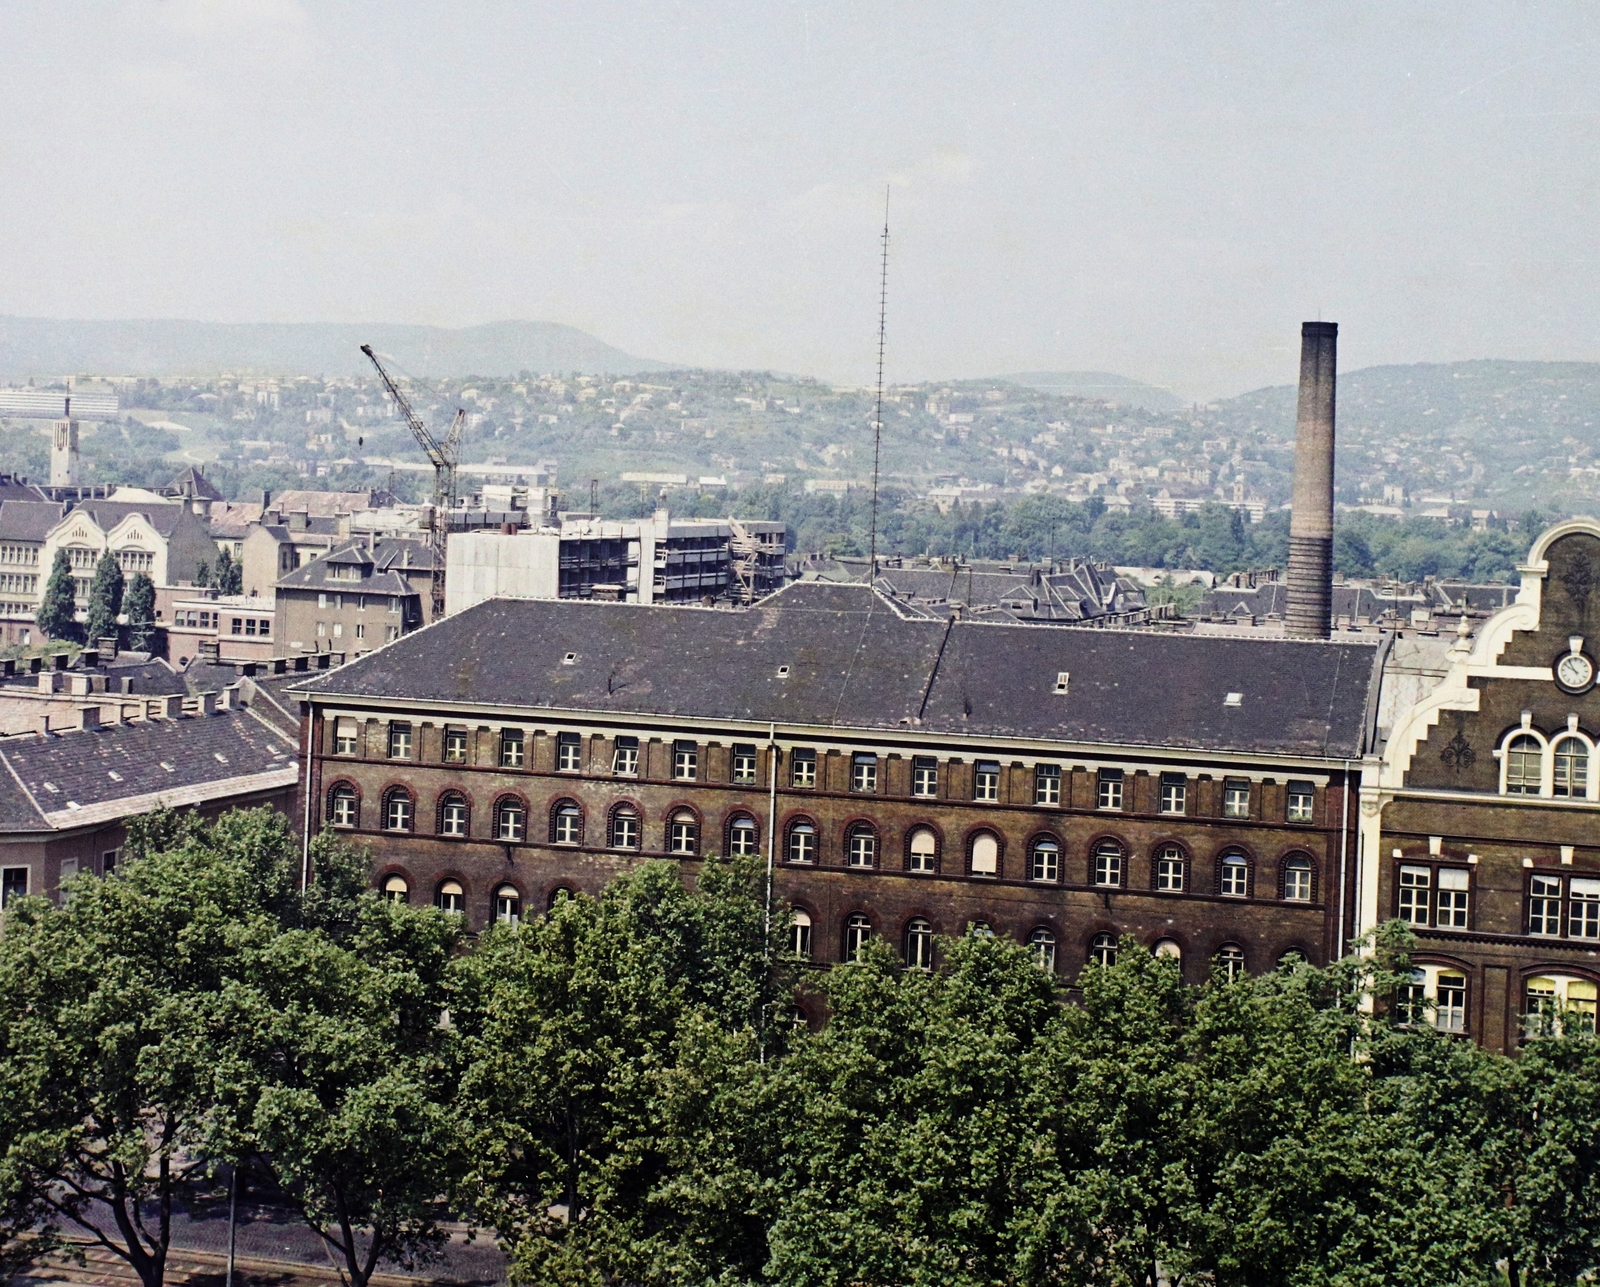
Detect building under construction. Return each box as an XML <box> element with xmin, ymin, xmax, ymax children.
<box><xmin>444</xmin><ymin>509</ymin><xmax>786</xmax><ymax>614</ymax></box>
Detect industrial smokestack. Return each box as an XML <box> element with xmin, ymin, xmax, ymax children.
<box><xmin>1286</xmin><ymin>321</ymin><xmax>1337</xmax><ymax>639</ymax></box>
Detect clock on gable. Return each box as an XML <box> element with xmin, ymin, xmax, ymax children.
<box><xmin>1555</xmin><ymin>636</ymin><xmax>1596</xmax><ymax>695</ymax></box>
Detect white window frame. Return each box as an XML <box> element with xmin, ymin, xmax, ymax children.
<box><xmin>729</xmin><ymin>817</ymin><xmax>758</xmax><ymax>855</ymax></box>
<box><xmin>1552</xmin><ymin>733</ymin><xmax>1595</xmax><ymax>800</ymax></box>
<box><xmin>790</xmin><ymin>750</ymin><xmax>817</xmax><ymax>788</ymax></box>
<box><xmin>1093</xmin><ymin>841</ymin><xmax>1122</xmax><ymax>888</ymax></box>
<box><xmin>1529</xmin><ymin>873</ymin><xmax>1564</xmax><ymax>936</ymax></box>
<box><xmin>847</xmin><ymin>827</ymin><xmax>876</xmax><ymax>869</ymax></box>
<box><xmin>440</xmin><ymin>796</ymin><xmax>468</xmax><ymax>837</ymax></box>
<box><xmin>787</xmin><ymin>822</ymin><xmax>816</xmax><ymax>864</ymax></box>
<box><xmin>1283</xmin><ymin>858</ymin><xmax>1313</xmax><ymax>903</ymax></box>
<box><xmin>1498</xmin><ymin>728</ymin><xmax>1550</xmax><ymax>797</ymax></box>
<box><xmin>553</xmin><ymin>804</ymin><xmax>581</xmax><ymax>846</ymax></box>
<box><xmin>912</xmin><ymin>757</ymin><xmax>938</xmax><ymax>798</ymax></box>
<box><xmin>672</xmin><ymin>741</ymin><xmax>698</xmax><ymax>781</ymax></box>
<box><xmin>555</xmin><ymin>732</ymin><xmax>580</xmax><ymax>772</ymax></box>
<box><xmin>1159</xmin><ymin>774</ymin><xmax>1186</xmax><ymax>815</ymax></box>
<box><xmin>1155</xmin><ymin>845</ymin><xmax>1185</xmax><ymax>892</ymax></box>
<box><xmin>851</xmin><ymin>755</ymin><xmax>878</xmax><ymax>794</ymax></box>
<box><xmin>732</xmin><ymin>745</ymin><xmax>758</xmax><ymax>784</ymax></box>
<box><xmin>1034</xmin><ymin>763</ymin><xmax>1061</xmax><ymax>806</ymax></box>
<box><xmin>974</xmin><ymin>762</ymin><xmax>1000</xmax><ymax>803</ymax></box>
<box><xmin>1286</xmin><ymin>780</ymin><xmax>1315</xmax><ymax>823</ymax></box>
<box><xmin>1097</xmin><ymin>770</ymin><xmax>1123</xmax><ymax>811</ymax></box>
<box><xmin>612</xmin><ymin>737</ymin><xmax>639</xmax><ymax>777</ymax></box>
<box><xmin>790</xmin><ymin>908</ymin><xmax>812</xmax><ymax>957</ymax></box>
<box><xmin>1219</xmin><ymin>853</ymin><xmax>1249</xmax><ymax>898</ymax></box>
<box><xmin>908</xmin><ymin>826</ymin><xmax>937</xmax><ymax>873</ymax></box>
<box><xmin>1029</xmin><ymin>838</ymin><xmax>1059</xmax><ymax>883</ymax></box>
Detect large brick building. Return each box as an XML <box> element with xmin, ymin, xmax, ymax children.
<box><xmin>1359</xmin><ymin>518</ymin><xmax>1600</xmax><ymax>1052</ymax></box>
<box><xmin>288</xmin><ymin>581</ymin><xmax>1379</xmax><ymax>988</ymax></box>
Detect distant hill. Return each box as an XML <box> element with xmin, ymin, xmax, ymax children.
<box><xmin>995</xmin><ymin>371</ymin><xmax>1184</xmax><ymax>414</ymax></box>
<box><xmin>1205</xmin><ymin>359</ymin><xmax>1600</xmax><ymax>510</ymax></box>
<box><xmin>0</xmin><ymin>317</ymin><xmax>671</xmax><ymax>379</ymax></box>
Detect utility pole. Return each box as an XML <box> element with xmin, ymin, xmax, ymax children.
<box><xmin>867</xmin><ymin>187</ymin><xmax>889</xmax><ymax>584</ymax></box>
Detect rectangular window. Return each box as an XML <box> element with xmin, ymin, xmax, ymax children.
<box><xmin>1529</xmin><ymin>874</ymin><xmax>1564</xmax><ymax>936</ymax></box>
<box><xmin>673</xmin><ymin>741</ymin><xmax>698</xmax><ymax>781</ymax></box>
<box><xmin>354</xmin><ymin>623</ymin><xmax>365</xmax><ymax>640</ymax></box>
<box><xmin>912</xmin><ymin>756</ymin><xmax>938</xmax><ymax>798</ymax></box>
<box><xmin>1571</xmin><ymin>877</ymin><xmax>1600</xmax><ymax>940</ymax></box>
<box><xmin>320</xmin><ymin>592</ymin><xmax>329</xmax><ymax>609</ymax></box>
<box><xmin>1436</xmin><ymin>973</ymin><xmax>1468</xmax><ymax>1034</ymax></box>
<box><xmin>333</xmin><ymin>623</ymin><xmax>343</xmax><ymax>638</ymax></box>
<box><xmin>732</xmin><ymin>744</ymin><xmax>758</xmax><ymax>783</ymax></box>
<box><xmin>1156</xmin><ymin>848</ymin><xmax>1185</xmax><ymax>891</ymax></box>
<box><xmin>1</xmin><ymin>866</ymin><xmax>27</xmax><ymax>906</ymax></box>
<box><xmin>389</xmin><ymin>596</ymin><xmax>400</xmax><ymax>613</ymax></box>
<box><xmin>1094</xmin><ymin>847</ymin><xmax>1122</xmax><ymax>887</ymax></box>
<box><xmin>1398</xmin><ymin>865</ymin><xmax>1431</xmax><ymax>926</ymax></box>
<box><xmin>500</xmin><ymin>729</ymin><xmax>526</xmax><ymax>768</ymax></box>
<box><xmin>386</xmin><ymin>626</ymin><xmax>399</xmax><ymax>642</ymax></box>
<box><xmin>1159</xmin><ymin>773</ymin><xmax>1186</xmax><ymax>815</ymax></box>
<box><xmin>1436</xmin><ymin>868</ymin><xmax>1470</xmax><ymax>930</ymax></box>
<box><xmin>1034</xmin><ymin>763</ymin><xmax>1061</xmax><ymax>806</ymax></box>
<box><xmin>387</xmin><ymin>722</ymin><xmax>412</xmax><ymax>760</ymax></box>
<box><xmin>443</xmin><ymin>728</ymin><xmax>468</xmax><ymax>763</ymax></box>
<box><xmin>1399</xmin><ymin>971</ymin><xmax>1429</xmax><ymax>1026</ymax></box>
<box><xmin>334</xmin><ymin>717</ymin><xmax>357</xmax><ymax>756</ymax></box>
<box><xmin>1097</xmin><ymin>768</ymin><xmax>1123</xmax><ymax>811</ymax></box>
<box><xmin>974</xmin><ymin>761</ymin><xmax>1000</xmax><ymax>803</ymax></box>
<box><xmin>851</xmin><ymin>753</ymin><xmax>878</xmax><ymax>793</ymax></box>
<box><xmin>1223</xmin><ymin>780</ymin><xmax>1251</xmax><ymax>820</ymax></box>
<box><xmin>1287</xmin><ymin>780</ymin><xmax>1314</xmax><ymax>823</ymax></box>
<box><xmin>230</xmin><ymin>617</ymin><xmax>243</xmax><ymax>635</ymax></box>
<box><xmin>613</xmin><ymin>736</ymin><xmax>640</xmax><ymax>776</ymax></box>
<box><xmin>316</xmin><ymin>621</ymin><xmax>326</xmax><ymax>637</ymax></box>
<box><xmin>790</xmin><ymin>749</ymin><xmax>816</xmax><ymax>788</ymax></box>
<box><xmin>556</xmin><ymin>732</ymin><xmax>581</xmax><ymax>772</ymax></box>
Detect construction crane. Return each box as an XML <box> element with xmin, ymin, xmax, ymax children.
<box><xmin>360</xmin><ymin>344</ymin><xmax>466</xmax><ymax>622</ymax></box>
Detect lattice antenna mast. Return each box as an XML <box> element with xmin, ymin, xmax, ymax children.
<box><xmin>867</xmin><ymin>187</ymin><xmax>889</xmax><ymax>583</ymax></box>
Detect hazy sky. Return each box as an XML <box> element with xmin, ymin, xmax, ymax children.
<box><xmin>3</xmin><ymin>2</ymin><xmax>1598</xmax><ymax>398</ymax></box>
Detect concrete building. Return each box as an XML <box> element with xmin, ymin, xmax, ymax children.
<box><xmin>239</xmin><ymin>509</ymin><xmax>345</xmax><ymax>597</ymax></box>
<box><xmin>168</xmin><ymin>592</ymin><xmax>278</xmax><ymax>665</ymax></box>
<box><xmin>275</xmin><ymin>538</ymin><xmax>427</xmax><ymax>658</ymax></box>
<box><xmin>445</xmin><ymin>510</ymin><xmax>786</xmax><ymax>614</ymax></box>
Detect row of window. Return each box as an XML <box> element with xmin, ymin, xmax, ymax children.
<box><xmin>316</xmin><ymin>621</ymin><xmax>400</xmax><ymax>642</ymax></box>
<box><xmin>1398</xmin><ymin>863</ymin><xmax>1600</xmax><ymax>940</ymax></box>
<box><xmin>1399</xmin><ymin>967</ymin><xmax>1600</xmax><ymax>1040</ymax></box>
<box><xmin>799</xmin><ymin>910</ymin><xmax>1252</xmax><ymax>978</ymax></box>
<box><xmin>333</xmin><ymin>784</ymin><xmax>1317</xmax><ymax>898</ymax></box>
<box><xmin>1502</xmin><ymin>730</ymin><xmax>1596</xmax><ymax>799</ymax></box>
<box><xmin>317</xmin><ymin>592</ymin><xmax>403</xmax><ymax>612</ymax></box>
<box><xmin>342</xmin><ymin>722</ymin><xmax>1318</xmax><ymax>822</ymax></box>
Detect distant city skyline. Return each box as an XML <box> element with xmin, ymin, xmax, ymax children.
<box><xmin>2</xmin><ymin>3</ymin><xmax>1597</xmax><ymax>400</ymax></box>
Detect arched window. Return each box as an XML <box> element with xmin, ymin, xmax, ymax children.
<box><xmin>969</xmin><ymin>921</ymin><xmax>995</xmax><ymax>938</ymax></box>
<box><xmin>786</xmin><ymin>819</ymin><xmax>816</xmax><ymax>864</ymax></box>
<box><xmin>669</xmin><ymin>810</ymin><xmax>699</xmax><ymax>855</ymax></box>
<box><xmin>327</xmin><ymin>784</ymin><xmax>357</xmax><ymax>829</ymax></box>
<box><xmin>1217</xmin><ymin>943</ymin><xmax>1246</xmax><ymax>982</ymax></box>
<box><xmin>907</xmin><ymin>826</ymin><xmax>937</xmax><ymax>873</ymax></box>
<box><xmin>1154</xmin><ymin>938</ymin><xmax>1181</xmax><ymax>961</ymax></box>
<box><xmin>438</xmin><ymin>793</ymin><xmax>468</xmax><ymax>837</ymax></box>
<box><xmin>969</xmin><ymin>831</ymin><xmax>999</xmax><ymax>877</ymax></box>
<box><xmin>610</xmin><ymin>805</ymin><xmax>640</xmax><ymax>850</ymax></box>
<box><xmin>1089</xmin><ymin>932</ymin><xmax>1117</xmax><ymax>967</ymax></box>
<box><xmin>728</xmin><ymin>815</ymin><xmax>759</xmax><ymax>856</ymax></box>
<box><xmin>382</xmin><ymin>874</ymin><xmax>409</xmax><ymax>904</ymax></box>
<box><xmin>1029</xmin><ymin>837</ymin><xmax>1060</xmax><ymax>883</ymax></box>
<box><xmin>551</xmin><ymin>802</ymin><xmax>582</xmax><ymax>846</ymax></box>
<box><xmin>789</xmin><ymin>908</ymin><xmax>812</xmax><ymax>958</ymax></box>
<box><xmin>436</xmin><ymin>879</ymin><xmax>464</xmax><ymax>915</ymax></box>
<box><xmin>1029</xmin><ymin>927</ymin><xmax>1057</xmax><ymax>972</ymax></box>
<box><xmin>1093</xmin><ymin>840</ymin><xmax>1122</xmax><ymax>888</ymax></box>
<box><xmin>1283</xmin><ymin>855</ymin><xmax>1313</xmax><ymax>902</ymax></box>
<box><xmin>548</xmin><ymin>886</ymin><xmax>575</xmax><ymax>911</ymax></box>
<box><xmin>847</xmin><ymin>824</ymin><xmax>877</xmax><ymax>869</ymax></box>
<box><xmin>1554</xmin><ymin>736</ymin><xmax>1590</xmax><ymax>798</ymax></box>
<box><xmin>1154</xmin><ymin>844</ymin><xmax>1185</xmax><ymax>892</ymax></box>
<box><xmin>495</xmin><ymin>884</ymin><xmax>521</xmax><ymax>926</ymax></box>
<box><xmin>1219</xmin><ymin>852</ymin><xmax>1249</xmax><ymax>897</ymax></box>
<box><xmin>384</xmin><ymin>789</ymin><xmax>413</xmax><ymax>833</ymax></box>
<box><xmin>844</xmin><ymin>913</ymin><xmax>872</xmax><ymax>959</ymax></box>
<box><xmin>495</xmin><ymin>797</ymin><xmax>526</xmax><ymax>843</ymax></box>
<box><xmin>904</xmin><ymin>917</ymin><xmax>933</xmax><ymax>969</ymax></box>
<box><xmin>1506</xmin><ymin>734</ymin><xmax>1544</xmax><ymax>794</ymax></box>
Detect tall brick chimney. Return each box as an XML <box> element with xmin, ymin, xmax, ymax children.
<box><xmin>1286</xmin><ymin>322</ymin><xmax>1337</xmax><ymax>639</ymax></box>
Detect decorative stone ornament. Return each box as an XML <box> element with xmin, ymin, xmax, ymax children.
<box><xmin>1555</xmin><ymin>636</ymin><xmax>1596</xmax><ymax>695</ymax></box>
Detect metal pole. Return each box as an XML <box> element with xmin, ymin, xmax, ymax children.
<box><xmin>764</xmin><ymin>722</ymin><xmax>778</xmax><ymax>941</ymax></box>
<box><xmin>1337</xmin><ymin>760</ymin><xmax>1352</xmax><ymax>961</ymax></box>
<box><xmin>301</xmin><ymin>703</ymin><xmax>315</xmax><ymax>891</ymax></box>
<box><xmin>225</xmin><ymin>1165</ymin><xmax>237</xmax><ymax>1287</ymax></box>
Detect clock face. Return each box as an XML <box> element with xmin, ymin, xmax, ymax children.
<box><xmin>1557</xmin><ymin>651</ymin><xmax>1596</xmax><ymax>693</ymax></box>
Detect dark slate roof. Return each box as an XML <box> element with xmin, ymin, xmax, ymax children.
<box><xmin>164</xmin><ymin>466</ymin><xmax>224</xmax><ymax>501</ymax></box>
<box><xmin>292</xmin><ymin>581</ymin><xmax>1381</xmax><ymax>760</ymax></box>
<box><xmin>0</xmin><ymin>500</ymin><xmax>66</xmax><ymax>541</ymax></box>
<box><xmin>66</xmin><ymin>500</ymin><xmax>194</xmax><ymax>537</ymax></box>
<box><xmin>0</xmin><ymin>706</ymin><xmax>298</xmax><ymax>832</ymax></box>
<box><xmin>277</xmin><ymin>540</ymin><xmax>418</xmax><ymax>595</ymax></box>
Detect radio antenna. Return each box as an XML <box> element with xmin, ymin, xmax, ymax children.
<box><xmin>867</xmin><ymin>186</ymin><xmax>889</xmax><ymax>583</ymax></box>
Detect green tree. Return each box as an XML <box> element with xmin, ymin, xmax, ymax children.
<box><xmin>222</xmin><ymin>893</ymin><xmax>468</xmax><ymax>1287</ymax></box>
<box><xmin>454</xmin><ymin>856</ymin><xmax>788</xmax><ymax>1286</ymax></box>
<box><xmin>194</xmin><ymin>558</ymin><xmax>211</xmax><ymax>589</ymax></box>
<box><xmin>35</xmin><ymin>547</ymin><xmax>78</xmax><ymax>642</ymax></box>
<box><xmin>124</xmin><ymin>572</ymin><xmax>156</xmax><ymax>652</ymax></box>
<box><xmin>215</xmin><ymin>547</ymin><xmax>243</xmax><ymax>595</ymax></box>
<box><xmin>0</xmin><ymin>808</ymin><xmax>298</xmax><ymax>1287</ymax></box>
<box><xmin>84</xmin><ymin>548</ymin><xmax>125</xmax><ymax>644</ymax></box>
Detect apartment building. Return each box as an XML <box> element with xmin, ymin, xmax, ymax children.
<box><xmin>275</xmin><ymin>539</ymin><xmax>426</xmax><ymax>658</ymax></box>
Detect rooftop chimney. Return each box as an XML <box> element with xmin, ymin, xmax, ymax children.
<box><xmin>1286</xmin><ymin>322</ymin><xmax>1338</xmax><ymax>639</ymax></box>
